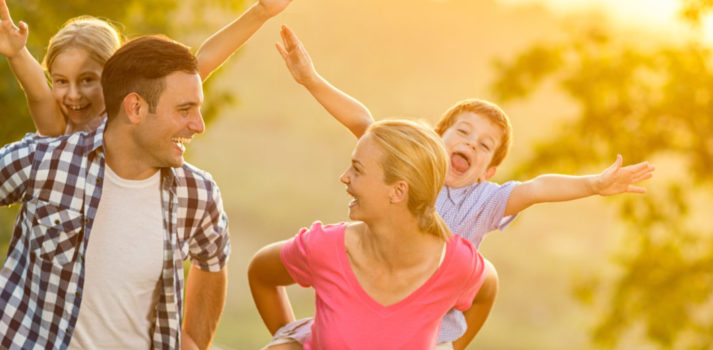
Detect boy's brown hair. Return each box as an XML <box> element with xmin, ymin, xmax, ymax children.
<box><xmin>434</xmin><ymin>99</ymin><xmax>512</xmax><ymax>168</ymax></box>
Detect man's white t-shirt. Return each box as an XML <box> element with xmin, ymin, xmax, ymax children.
<box><xmin>68</xmin><ymin>165</ymin><xmax>164</xmax><ymax>349</ymax></box>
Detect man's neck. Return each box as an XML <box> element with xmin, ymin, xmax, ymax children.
<box><xmin>103</xmin><ymin>121</ymin><xmax>160</xmax><ymax>180</ymax></box>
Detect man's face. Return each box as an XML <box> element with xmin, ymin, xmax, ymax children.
<box><xmin>440</xmin><ymin>111</ymin><xmax>502</xmax><ymax>188</ymax></box>
<box><xmin>134</xmin><ymin>71</ymin><xmax>205</xmax><ymax>169</ymax></box>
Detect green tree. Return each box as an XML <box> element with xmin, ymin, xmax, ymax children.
<box><xmin>0</xmin><ymin>0</ymin><xmax>240</xmax><ymax>256</ymax></box>
<box><xmin>492</xmin><ymin>3</ymin><xmax>713</xmax><ymax>349</ymax></box>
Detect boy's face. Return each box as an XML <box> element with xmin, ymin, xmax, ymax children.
<box><xmin>441</xmin><ymin>112</ymin><xmax>502</xmax><ymax>188</ymax></box>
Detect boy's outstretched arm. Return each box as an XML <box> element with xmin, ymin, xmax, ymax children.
<box><xmin>248</xmin><ymin>241</ymin><xmax>297</xmax><ymax>335</ymax></box>
<box><xmin>196</xmin><ymin>0</ymin><xmax>292</xmax><ymax>81</ymax></box>
<box><xmin>504</xmin><ymin>155</ymin><xmax>655</xmax><ymax>216</ymax></box>
<box><xmin>0</xmin><ymin>0</ymin><xmax>64</xmax><ymax>136</ymax></box>
<box><xmin>276</xmin><ymin>25</ymin><xmax>373</xmax><ymax>139</ymax></box>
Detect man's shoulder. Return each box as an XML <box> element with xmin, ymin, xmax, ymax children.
<box><xmin>170</xmin><ymin>163</ymin><xmax>221</xmax><ymax>200</ymax></box>
<box><xmin>31</xmin><ymin>129</ymin><xmax>99</xmax><ymax>156</ymax></box>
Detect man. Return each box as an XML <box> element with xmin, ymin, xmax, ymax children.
<box><xmin>0</xmin><ymin>36</ymin><xmax>229</xmax><ymax>350</ymax></box>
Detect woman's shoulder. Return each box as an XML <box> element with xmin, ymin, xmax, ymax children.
<box><xmin>294</xmin><ymin>221</ymin><xmax>348</xmax><ymax>247</ymax></box>
<box><xmin>445</xmin><ymin>234</ymin><xmax>483</xmax><ymax>273</ymax></box>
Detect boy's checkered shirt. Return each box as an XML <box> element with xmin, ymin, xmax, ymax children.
<box><xmin>0</xmin><ymin>122</ymin><xmax>230</xmax><ymax>350</ymax></box>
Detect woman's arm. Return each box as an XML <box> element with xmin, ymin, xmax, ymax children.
<box><xmin>276</xmin><ymin>25</ymin><xmax>374</xmax><ymax>139</ymax></box>
<box><xmin>248</xmin><ymin>241</ymin><xmax>298</xmax><ymax>335</ymax></box>
<box><xmin>196</xmin><ymin>0</ymin><xmax>292</xmax><ymax>81</ymax></box>
<box><xmin>0</xmin><ymin>0</ymin><xmax>64</xmax><ymax>135</ymax></box>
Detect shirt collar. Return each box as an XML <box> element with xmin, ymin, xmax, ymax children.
<box><xmin>446</xmin><ymin>182</ymin><xmax>481</xmax><ymax>203</ymax></box>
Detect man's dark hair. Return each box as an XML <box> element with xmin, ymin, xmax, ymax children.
<box><xmin>101</xmin><ymin>35</ymin><xmax>198</xmax><ymax>120</ymax></box>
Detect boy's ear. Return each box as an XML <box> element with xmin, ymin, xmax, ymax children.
<box><xmin>122</xmin><ymin>93</ymin><xmax>144</xmax><ymax>124</ymax></box>
<box><xmin>390</xmin><ymin>180</ymin><xmax>409</xmax><ymax>204</ymax></box>
<box><xmin>482</xmin><ymin>166</ymin><xmax>498</xmax><ymax>181</ymax></box>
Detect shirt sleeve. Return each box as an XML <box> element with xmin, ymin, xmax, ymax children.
<box><xmin>280</xmin><ymin>222</ymin><xmax>325</xmax><ymax>288</ymax></box>
<box><xmin>479</xmin><ymin>180</ymin><xmax>520</xmax><ymax>232</ymax></box>
<box><xmin>454</xmin><ymin>239</ymin><xmax>487</xmax><ymax>311</ymax></box>
<box><xmin>0</xmin><ymin>133</ymin><xmax>37</xmax><ymax>206</ymax></box>
<box><xmin>188</xmin><ymin>177</ymin><xmax>230</xmax><ymax>272</ymax></box>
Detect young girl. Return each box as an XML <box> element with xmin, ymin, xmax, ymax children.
<box><xmin>249</xmin><ymin>120</ymin><xmax>490</xmax><ymax>350</ymax></box>
<box><xmin>271</xmin><ymin>25</ymin><xmax>655</xmax><ymax>349</ymax></box>
<box><xmin>0</xmin><ymin>0</ymin><xmax>293</xmax><ymax>135</ymax></box>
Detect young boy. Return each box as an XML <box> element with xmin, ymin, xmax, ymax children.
<box><xmin>265</xmin><ymin>26</ymin><xmax>655</xmax><ymax>350</ymax></box>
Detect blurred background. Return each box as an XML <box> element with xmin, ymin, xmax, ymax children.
<box><xmin>1</xmin><ymin>0</ymin><xmax>712</xmax><ymax>349</ymax></box>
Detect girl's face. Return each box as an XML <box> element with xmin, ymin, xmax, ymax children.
<box><xmin>340</xmin><ymin>134</ymin><xmax>394</xmax><ymax>222</ymax></box>
<box><xmin>50</xmin><ymin>47</ymin><xmax>105</xmax><ymax>128</ymax></box>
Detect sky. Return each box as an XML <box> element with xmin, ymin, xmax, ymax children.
<box><xmin>497</xmin><ymin>0</ymin><xmax>713</xmax><ymax>43</ymax></box>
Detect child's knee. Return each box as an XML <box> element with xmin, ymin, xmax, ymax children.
<box><xmin>262</xmin><ymin>342</ymin><xmax>303</xmax><ymax>350</ymax></box>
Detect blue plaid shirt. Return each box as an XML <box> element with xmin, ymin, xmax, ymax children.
<box><xmin>0</xmin><ymin>122</ymin><xmax>230</xmax><ymax>350</ymax></box>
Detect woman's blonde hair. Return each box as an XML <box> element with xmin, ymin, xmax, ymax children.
<box><xmin>367</xmin><ymin>119</ymin><xmax>452</xmax><ymax>241</ymax></box>
<box><xmin>42</xmin><ymin>16</ymin><xmax>123</xmax><ymax>73</ymax></box>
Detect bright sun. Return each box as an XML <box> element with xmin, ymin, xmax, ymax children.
<box><xmin>498</xmin><ymin>0</ymin><xmax>713</xmax><ymax>43</ymax></box>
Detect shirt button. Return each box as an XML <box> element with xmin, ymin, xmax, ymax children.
<box><xmin>96</xmin><ymin>178</ymin><xmax>102</xmax><ymax>185</ymax></box>
<box><xmin>84</xmin><ymin>218</ymin><xmax>90</xmax><ymax>224</ymax></box>
<box><xmin>54</xmin><ymin>219</ymin><xmax>60</xmax><ymax>225</ymax></box>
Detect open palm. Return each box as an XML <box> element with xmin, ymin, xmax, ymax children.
<box><xmin>0</xmin><ymin>0</ymin><xmax>27</xmax><ymax>58</ymax></box>
<box><xmin>597</xmin><ymin>155</ymin><xmax>655</xmax><ymax>196</ymax></box>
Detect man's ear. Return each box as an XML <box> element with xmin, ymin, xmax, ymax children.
<box><xmin>390</xmin><ymin>180</ymin><xmax>409</xmax><ymax>204</ymax></box>
<box><xmin>482</xmin><ymin>166</ymin><xmax>498</xmax><ymax>182</ymax></box>
<box><xmin>122</xmin><ymin>93</ymin><xmax>144</xmax><ymax>124</ymax></box>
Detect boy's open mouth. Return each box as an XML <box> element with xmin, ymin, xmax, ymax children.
<box><xmin>450</xmin><ymin>152</ymin><xmax>470</xmax><ymax>173</ymax></box>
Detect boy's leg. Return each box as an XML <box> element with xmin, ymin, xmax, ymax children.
<box><xmin>452</xmin><ymin>259</ymin><xmax>499</xmax><ymax>350</ymax></box>
<box><xmin>262</xmin><ymin>341</ymin><xmax>303</xmax><ymax>350</ymax></box>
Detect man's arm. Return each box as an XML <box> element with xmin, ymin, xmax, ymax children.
<box><xmin>276</xmin><ymin>25</ymin><xmax>374</xmax><ymax>139</ymax></box>
<box><xmin>0</xmin><ymin>0</ymin><xmax>65</xmax><ymax>136</ymax></box>
<box><xmin>248</xmin><ymin>241</ymin><xmax>297</xmax><ymax>334</ymax></box>
<box><xmin>182</xmin><ymin>265</ymin><xmax>228</xmax><ymax>350</ymax></box>
<box><xmin>195</xmin><ymin>0</ymin><xmax>292</xmax><ymax>81</ymax></box>
<box><xmin>504</xmin><ymin>155</ymin><xmax>656</xmax><ymax>216</ymax></box>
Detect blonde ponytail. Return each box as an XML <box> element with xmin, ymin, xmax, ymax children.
<box><xmin>367</xmin><ymin>119</ymin><xmax>451</xmax><ymax>241</ymax></box>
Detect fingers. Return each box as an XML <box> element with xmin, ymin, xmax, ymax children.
<box><xmin>610</xmin><ymin>154</ymin><xmax>623</xmax><ymax>171</ymax></box>
<box><xmin>18</xmin><ymin>20</ymin><xmax>27</xmax><ymax>35</ymax></box>
<box><xmin>275</xmin><ymin>42</ymin><xmax>288</xmax><ymax>60</ymax></box>
<box><xmin>281</xmin><ymin>25</ymin><xmax>302</xmax><ymax>51</ymax></box>
<box><xmin>0</xmin><ymin>0</ymin><xmax>13</xmax><ymax>23</ymax></box>
<box><xmin>631</xmin><ymin>171</ymin><xmax>654</xmax><ymax>184</ymax></box>
<box><xmin>626</xmin><ymin>185</ymin><xmax>647</xmax><ymax>194</ymax></box>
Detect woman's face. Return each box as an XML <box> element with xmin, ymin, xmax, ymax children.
<box><xmin>340</xmin><ymin>134</ymin><xmax>394</xmax><ymax>222</ymax></box>
<box><xmin>50</xmin><ymin>47</ymin><xmax>105</xmax><ymax>128</ymax></box>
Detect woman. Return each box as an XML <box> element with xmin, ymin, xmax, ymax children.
<box><xmin>248</xmin><ymin>120</ymin><xmax>489</xmax><ymax>350</ymax></box>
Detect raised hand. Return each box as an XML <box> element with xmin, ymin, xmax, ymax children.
<box><xmin>258</xmin><ymin>0</ymin><xmax>293</xmax><ymax>18</ymax></box>
<box><xmin>276</xmin><ymin>25</ymin><xmax>318</xmax><ymax>86</ymax></box>
<box><xmin>595</xmin><ymin>155</ymin><xmax>655</xmax><ymax>195</ymax></box>
<box><xmin>0</xmin><ymin>0</ymin><xmax>28</xmax><ymax>58</ymax></box>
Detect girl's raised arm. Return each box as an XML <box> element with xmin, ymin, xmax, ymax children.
<box><xmin>196</xmin><ymin>0</ymin><xmax>293</xmax><ymax>81</ymax></box>
<box><xmin>0</xmin><ymin>0</ymin><xmax>64</xmax><ymax>136</ymax></box>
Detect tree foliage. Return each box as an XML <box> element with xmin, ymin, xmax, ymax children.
<box><xmin>492</xmin><ymin>3</ymin><xmax>713</xmax><ymax>349</ymax></box>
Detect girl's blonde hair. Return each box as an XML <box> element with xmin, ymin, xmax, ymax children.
<box><xmin>367</xmin><ymin>119</ymin><xmax>452</xmax><ymax>241</ymax></box>
<box><xmin>42</xmin><ymin>16</ymin><xmax>123</xmax><ymax>73</ymax></box>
